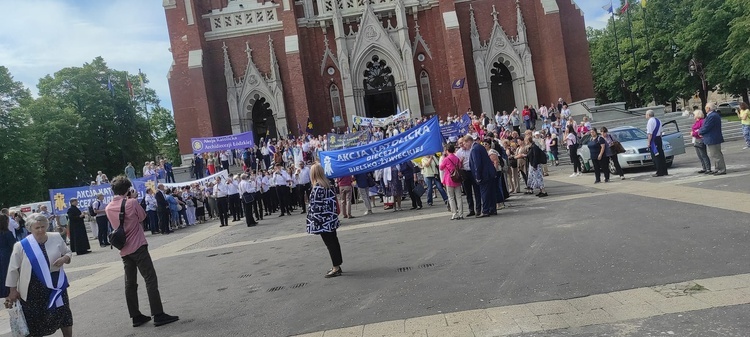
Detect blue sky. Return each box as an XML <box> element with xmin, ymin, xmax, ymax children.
<box><xmin>0</xmin><ymin>0</ymin><xmax>612</xmax><ymax>113</ymax></box>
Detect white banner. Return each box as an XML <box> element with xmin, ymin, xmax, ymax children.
<box><xmin>352</xmin><ymin>109</ymin><xmax>411</xmax><ymax>127</ymax></box>
<box><xmin>163</xmin><ymin>170</ymin><xmax>230</xmax><ymax>188</ymax></box>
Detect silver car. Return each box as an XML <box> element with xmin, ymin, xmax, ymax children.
<box><xmin>577</xmin><ymin>122</ymin><xmax>686</xmax><ymax>174</ymax></box>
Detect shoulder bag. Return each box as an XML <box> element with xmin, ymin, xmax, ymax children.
<box><xmin>449</xmin><ymin>157</ymin><xmax>463</xmax><ymax>184</ymax></box>
<box><xmin>608</xmin><ymin>135</ymin><xmax>625</xmax><ymax>154</ymax></box>
<box><xmin>108</xmin><ymin>199</ymin><xmax>127</xmax><ymax>250</ymax></box>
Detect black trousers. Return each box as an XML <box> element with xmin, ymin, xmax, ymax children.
<box><xmin>460</xmin><ymin>170</ymin><xmax>481</xmax><ymax>213</ymax></box>
<box><xmin>479</xmin><ymin>179</ymin><xmax>497</xmax><ymax>215</ymax></box>
<box><xmin>262</xmin><ymin>191</ymin><xmax>272</xmax><ymax>215</ymax></box>
<box><xmin>651</xmin><ymin>136</ymin><xmax>668</xmax><ymax>176</ymax></box>
<box><xmin>299</xmin><ymin>183</ymin><xmax>311</xmax><ymax>211</ymax></box>
<box><xmin>269</xmin><ymin>187</ymin><xmax>278</xmax><ymax>212</ymax></box>
<box><xmin>610</xmin><ymin>154</ymin><xmax>624</xmax><ymax>177</ymax></box>
<box><xmin>166</xmin><ymin>172</ymin><xmax>175</xmax><ymax>183</ymax></box>
<box><xmin>569</xmin><ymin>145</ymin><xmax>581</xmax><ymax>173</ymax></box>
<box><xmin>96</xmin><ymin>216</ymin><xmax>109</xmax><ymax>245</ymax></box>
<box><xmin>216</xmin><ymin>196</ymin><xmax>229</xmax><ymax>226</ymax></box>
<box><xmin>592</xmin><ymin>156</ymin><xmax>611</xmax><ymax>182</ymax></box>
<box><xmin>157</xmin><ymin>209</ymin><xmax>170</xmax><ymax>233</ymax></box>
<box><xmin>320</xmin><ymin>231</ymin><xmax>343</xmax><ymax>266</ymax></box>
<box><xmin>254</xmin><ymin>192</ymin><xmax>264</xmax><ymax>219</ymax></box>
<box><xmin>404</xmin><ymin>178</ymin><xmax>422</xmax><ymax>208</ymax></box>
<box><xmin>276</xmin><ymin>186</ymin><xmax>291</xmax><ymax>215</ymax></box>
<box><xmin>242</xmin><ymin>200</ymin><xmax>256</xmax><ymax>226</ymax></box>
<box><xmin>122</xmin><ymin>245</ymin><xmax>164</xmax><ymax>318</ymax></box>
<box><xmin>228</xmin><ymin>194</ymin><xmax>241</xmax><ymax>221</ymax></box>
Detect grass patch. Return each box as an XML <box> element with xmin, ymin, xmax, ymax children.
<box><xmin>723</xmin><ymin>115</ymin><xmax>740</xmax><ymax>122</ymax></box>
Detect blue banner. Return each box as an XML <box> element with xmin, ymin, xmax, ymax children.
<box><xmin>191</xmin><ymin>131</ymin><xmax>255</xmax><ymax>154</ymax></box>
<box><xmin>440</xmin><ymin>113</ymin><xmax>472</xmax><ymax>139</ymax></box>
<box><xmin>318</xmin><ymin>117</ymin><xmax>444</xmax><ymax>178</ymax></box>
<box><xmin>48</xmin><ymin>177</ymin><xmax>157</xmax><ymax>216</ymax></box>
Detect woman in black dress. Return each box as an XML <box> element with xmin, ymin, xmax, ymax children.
<box><xmin>66</xmin><ymin>198</ymin><xmax>90</xmax><ymax>255</ymax></box>
<box><xmin>0</xmin><ymin>214</ymin><xmax>16</xmax><ymax>298</ymax></box>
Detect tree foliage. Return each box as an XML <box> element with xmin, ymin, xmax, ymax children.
<box><xmin>588</xmin><ymin>0</ymin><xmax>749</xmax><ymax>109</ymax></box>
<box><xmin>0</xmin><ymin>59</ymin><xmax>180</xmax><ymax>208</ymax></box>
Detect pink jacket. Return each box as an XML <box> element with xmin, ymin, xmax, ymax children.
<box><xmin>691</xmin><ymin>118</ymin><xmax>704</xmax><ymax>138</ymax></box>
<box><xmin>439</xmin><ymin>153</ymin><xmax>463</xmax><ymax>188</ymax></box>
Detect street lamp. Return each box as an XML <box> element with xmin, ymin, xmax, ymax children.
<box><xmin>688</xmin><ymin>58</ymin><xmax>707</xmax><ymax>104</ymax></box>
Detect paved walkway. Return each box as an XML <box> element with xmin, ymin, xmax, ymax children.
<box><xmin>295</xmin><ymin>273</ymin><xmax>750</xmax><ymax>337</ymax></box>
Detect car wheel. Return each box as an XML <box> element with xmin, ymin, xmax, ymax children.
<box><xmin>666</xmin><ymin>156</ymin><xmax>674</xmax><ymax>168</ymax></box>
<box><xmin>609</xmin><ymin>160</ymin><xmax>618</xmax><ymax>175</ymax></box>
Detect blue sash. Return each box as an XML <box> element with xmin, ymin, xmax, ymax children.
<box><xmin>20</xmin><ymin>236</ymin><xmax>69</xmax><ymax>309</ymax></box>
<box><xmin>650</xmin><ymin>118</ymin><xmax>661</xmax><ymax>154</ymax></box>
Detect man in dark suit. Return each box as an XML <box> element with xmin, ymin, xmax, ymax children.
<box><xmin>155</xmin><ymin>184</ymin><xmax>172</xmax><ymax>234</ymax></box>
<box><xmin>466</xmin><ymin>135</ymin><xmax>496</xmax><ymax>218</ymax></box>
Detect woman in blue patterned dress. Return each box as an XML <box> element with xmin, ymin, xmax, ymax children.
<box><xmin>306</xmin><ymin>163</ymin><xmax>343</xmax><ymax>278</ymax></box>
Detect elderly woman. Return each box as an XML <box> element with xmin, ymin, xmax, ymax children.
<box><xmin>691</xmin><ymin>110</ymin><xmax>712</xmax><ymax>174</ymax></box>
<box><xmin>5</xmin><ymin>213</ymin><xmax>73</xmax><ymax>337</ymax></box>
<box><xmin>587</xmin><ymin>128</ymin><xmax>611</xmax><ymax>183</ymax></box>
<box><xmin>66</xmin><ymin>198</ymin><xmax>90</xmax><ymax>256</ymax></box>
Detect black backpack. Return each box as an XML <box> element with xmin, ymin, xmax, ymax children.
<box><xmin>88</xmin><ymin>202</ymin><xmax>97</xmax><ymax>217</ymax></box>
<box><xmin>108</xmin><ymin>199</ymin><xmax>128</xmax><ymax>250</ymax></box>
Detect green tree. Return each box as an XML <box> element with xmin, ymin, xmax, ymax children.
<box><xmin>0</xmin><ymin>66</ymin><xmax>44</xmax><ymax>207</ymax></box>
<box><xmin>721</xmin><ymin>0</ymin><xmax>750</xmax><ymax>103</ymax></box>
<box><xmin>150</xmin><ymin>106</ymin><xmax>181</xmax><ymax>166</ymax></box>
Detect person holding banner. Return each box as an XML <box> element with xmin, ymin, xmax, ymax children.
<box><xmin>213</xmin><ymin>176</ymin><xmax>230</xmax><ymax>227</ymax></box>
<box><xmin>5</xmin><ymin>213</ymin><xmax>74</xmax><ymax>337</ymax></box>
<box><xmin>273</xmin><ymin>163</ymin><xmax>293</xmax><ymax>217</ymax></box>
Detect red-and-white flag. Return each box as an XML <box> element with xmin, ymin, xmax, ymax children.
<box><xmin>619</xmin><ymin>1</ymin><xmax>630</xmax><ymax>14</ymax></box>
<box><xmin>126</xmin><ymin>74</ymin><xmax>134</xmax><ymax>100</ymax></box>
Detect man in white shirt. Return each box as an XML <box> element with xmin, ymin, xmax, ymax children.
<box><xmin>259</xmin><ymin>172</ymin><xmax>271</xmax><ymax>217</ymax></box>
<box><xmin>273</xmin><ymin>163</ymin><xmax>292</xmax><ymax>216</ymax></box>
<box><xmin>212</xmin><ymin>177</ymin><xmax>230</xmax><ymax>227</ymax></box>
<box><xmin>297</xmin><ymin>162</ymin><xmax>311</xmax><ymax>214</ymax></box>
<box><xmin>227</xmin><ymin>175</ymin><xmax>242</xmax><ymax>222</ymax></box>
<box><xmin>238</xmin><ymin>174</ymin><xmax>258</xmax><ymax>227</ymax></box>
<box><xmin>645</xmin><ymin>110</ymin><xmax>668</xmax><ymax>177</ymax></box>
<box><xmin>93</xmin><ymin>193</ymin><xmax>110</xmax><ymax>247</ymax></box>
<box><xmin>456</xmin><ymin>137</ymin><xmax>479</xmax><ymax>217</ymax></box>
<box><xmin>220</xmin><ymin>151</ymin><xmax>230</xmax><ymax>172</ymax></box>
<box><xmin>539</xmin><ymin>104</ymin><xmax>549</xmax><ymax>121</ymax></box>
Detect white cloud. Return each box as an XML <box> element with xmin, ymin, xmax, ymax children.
<box><xmin>0</xmin><ymin>0</ymin><xmax>174</xmax><ymax>110</ymax></box>
<box><xmin>579</xmin><ymin>0</ymin><xmax>614</xmax><ymax>30</ymax></box>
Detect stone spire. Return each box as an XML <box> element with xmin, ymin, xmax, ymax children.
<box><xmin>268</xmin><ymin>35</ymin><xmax>279</xmax><ymax>81</ymax></box>
<box><xmin>223</xmin><ymin>42</ymin><xmax>234</xmax><ymax>86</ymax></box>
<box><xmin>469</xmin><ymin>4</ymin><xmax>480</xmax><ymax>49</ymax></box>
<box><xmin>516</xmin><ymin>0</ymin><xmax>527</xmax><ymax>44</ymax></box>
<box><xmin>245</xmin><ymin>42</ymin><xmax>253</xmax><ymax>63</ymax></box>
<box><xmin>491</xmin><ymin>5</ymin><xmax>499</xmax><ymax>25</ymax></box>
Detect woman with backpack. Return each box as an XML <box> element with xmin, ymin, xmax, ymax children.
<box><xmin>526</xmin><ymin>135</ymin><xmax>548</xmax><ymax>197</ymax></box>
<box><xmin>439</xmin><ymin>143</ymin><xmax>464</xmax><ymax>220</ymax></box>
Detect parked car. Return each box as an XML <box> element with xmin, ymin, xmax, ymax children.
<box><xmin>717</xmin><ymin>102</ymin><xmax>740</xmax><ymax>116</ymax></box>
<box><xmin>576</xmin><ymin>122</ymin><xmax>686</xmax><ymax>174</ymax></box>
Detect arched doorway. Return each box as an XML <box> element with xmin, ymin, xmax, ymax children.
<box><xmin>490</xmin><ymin>60</ymin><xmax>516</xmax><ymax>113</ymax></box>
<box><xmin>363</xmin><ymin>55</ymin><xmax>397</xmax><ymax>118</ymax></box>
<box><xmin>248</xmin><ymin>95</ymin><xmax>277</xmax><ymax>144</ymax></box>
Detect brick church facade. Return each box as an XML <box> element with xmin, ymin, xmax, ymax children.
<box><xmin>163</xmin><ymin>0</ymin><xmax>594</xmax><ymax>155</ymax></box>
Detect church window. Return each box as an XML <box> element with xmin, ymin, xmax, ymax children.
<box><xmin>420</xmin><ymin>71</ymin><xmax>434</xmax><ymax>114</ymax></box>
<box><xmin>330</xmin><ymin>84</ymin><xmax>344</xmax><ymax>126</ymax></box>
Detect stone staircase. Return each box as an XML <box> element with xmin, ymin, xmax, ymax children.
<box><xmin>554</xmin><ymin>112</ymin><xmax>745</xmax><ymax>166</ymax></box>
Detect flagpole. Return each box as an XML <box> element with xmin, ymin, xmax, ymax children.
<box><xmin>640</xmin><ymin>0</ymin><xmax>656</xmax><ymax>104</ymax></box>
<box><xmin>139</xmin><ymin>69</ymin><xmax>154</xmax><ymax>161</ymax></box>
<box><xmin>609</xmin><ymin>7</ymin><xmax>625</xmax><ymax>101</ymax></box>
<box><xmin>624</xmin><ymin>1</ymin><xmax>638</xmax><ymax>106</ymax></box>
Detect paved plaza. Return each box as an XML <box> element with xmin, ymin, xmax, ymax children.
<box><xmin>2</xmin><ymin>140</ymin><xmax>749</xmax><ymax>337</ymax></box>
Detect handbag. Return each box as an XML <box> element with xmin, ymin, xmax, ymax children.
<box><xmin>449</xmin><ymin>158</ymin><xmax>463</xmax><ymax>184</ymax></box>
<box><xmin>8</xmin><ymin>300</ymin><xmax>29</xmax><ymax>337</ymax></box>
<box><xmin>242</xmin><ymin>192</ymin><xmax>255</xmax><ymax>204</ymax></box>
<box><xmin>607</xmin><ymin>134</ymin><xmax>625</xmax><ymax>154</ymax></box>
<box><xmin>108</xmin><ymin>199</ymin><xmax>127</xmax><ymax>250</ymax></box>
<box><xmin>413</xmin><ymin>183</ymin><xmax>425</xmax><ymax>197</ymax></box>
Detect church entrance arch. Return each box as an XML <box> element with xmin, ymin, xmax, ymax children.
<box><xmin>245</xmin><ymin>93</ymin><xmax>277</xmax><ymax>144</ymax></box>
<box><xmin>362</xmin><ymin>55</ymin><xmax>398</xmax><ymax>118</ymax></box>
<box><xmin>490</xmin><ymin>60</ymin><xmax>516</xmax><ymax>114</ymax></box>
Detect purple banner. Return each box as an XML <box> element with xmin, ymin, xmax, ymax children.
<box><xmin>190</xmin><ymin>131</ymin><xmax>255</xmax><ymax>154</ymax></box>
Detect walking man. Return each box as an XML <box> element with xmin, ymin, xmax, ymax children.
<box><xmin>155</xmin><ymin>184</ymin><xmax>171</xmax><ymax>234</ymax></box>
<box><xmin>93</xmin><ymin>194</ymin><xmax>110</xmax><ymax>247</ymax></box>
<box><xmin>457</xmin><ymin>137</ymin><xmax>481</xmax><ymax>216</ymax></box>
<box><xmin>105</xmin><ymin>176</ymin><xmax>179</xmax><ymax>328</ymax></box>
<box><xmin>699</xmin><ymin>102</ymin><xmax>726</xmax><ymax>175</ymax></box>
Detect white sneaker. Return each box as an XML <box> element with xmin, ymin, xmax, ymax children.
<box><xmin>363</xmin><ymin>210</ymin><xmax>372</xmax><ymax>216</ymax></box>
<box><xmin>569</xmin><ymin>173</ymin><xmax>577</xmax><ymax>177</ymax></box>
<box><xmin>576</xmin><ymin>172</ymin><xmax>581</xmax><ymax>176</ymax></box>
<box><xmin>743</xmin><ymin>146</ymin><xmax>749</xmax><ymax>150</ymax></box>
